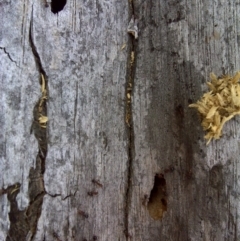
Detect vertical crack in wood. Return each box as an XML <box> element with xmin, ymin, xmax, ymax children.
<box><xmin>74</xmin><ymin>82</ymin><xmax>78</xmax><ymax>134</ymax></box>
<box><xmin>7</xmin><ymin>9</ymin><xmax>48</xmax><ymax>241</ymax></box>
<box><xmin>27</xmin><ymin>8</ymin><xmax>48</xmax><ymax>240</ymax></box>
<box><xmin>124</xmin><ymin>1</ymin><xmax>136</xmax><ymax>239</ymax></box>
<box><xmin>4</xmin><ymin>7</ymin><xmax>47</xmax><ymax>241</ymax></box>
<box><xmin>29</xmin><ymin>9</ymin><xmax>46</xmax><ymax>76</ymax></box>
<box><xmin>6</xmin><ymin>8</ymin><xmax>48</xmax><ymax>241</ymax></box>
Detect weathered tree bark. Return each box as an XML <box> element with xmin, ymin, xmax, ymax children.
<box><xmin>1</xmin><ymin>0</ymin><xmax>240</xmax><ymax>240</ymax></box>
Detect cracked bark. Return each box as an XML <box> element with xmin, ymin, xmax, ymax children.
<box><xmin>0</xmin><ymin>47</ymin><xmax>19</xmax><ymax>67</ymax></box>
<box><xmin>1</xmin><ymin>1</ymin><xmax>240</xmax><ymax>241</ymax></box>
<box><xmin>5</xmin><ymin>7</ymin><xmax>48</xmax><ymax>241</ymax></box>
<box><xmin>124</xmin><ymin>1</ymin><xmax>137</xmax><ymax>239</ymax></box>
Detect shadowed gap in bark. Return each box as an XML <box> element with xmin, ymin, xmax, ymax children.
<box><xmin>147</xmin><ymin>174</ymin><xmax>167</xmax><ymax>220</ymax></box>
<box><xmin>51</xmin><ymin>0</ymin><xmax>67</xmax><ymax>14</ymax></box>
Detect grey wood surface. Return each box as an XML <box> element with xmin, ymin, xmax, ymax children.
<box><xmin>1</xmin><ymin>0</ymin><xmax>240</xmax><ymax>241</ymax></box>
<box><xmin>130</xmin><ymin>0</ymin><xmax>240</xmax><ymax>240</ymax></box>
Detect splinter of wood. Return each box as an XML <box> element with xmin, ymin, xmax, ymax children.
<box><xmin>127</xmin><ymin>15</ymin><xmax>138</xmax><ymax>39</ymax></box>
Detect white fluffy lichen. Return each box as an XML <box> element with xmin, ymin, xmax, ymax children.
<box><xmin>189</xmin><ymin>72</ymin><xmax>240</xmax><ymax>144</ymax></box>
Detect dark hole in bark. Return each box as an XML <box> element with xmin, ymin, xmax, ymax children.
<box><xmin>147</xmin><ymin>174</ymin><xmax>167</xmax><ymax>220</ymax></box>
<box><xmin>51</xmin><ymin>0</ymin><xmax>67</xmax><ymax>14</ymax></box>
<box><xmin>175</xmin><ymin>104</ymin><xmax>184</xmax><ymax>119</ymax></box>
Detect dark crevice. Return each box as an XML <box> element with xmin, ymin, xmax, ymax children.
<box><xmin>46</xmin><ymin>190</ymin><xmax>77</xmax><ymax>200</ymax></box>
<box><xmin>147</xmin><ymin>174</ymin><xmax>167</xmax><ymax>220</ymax></box>
<box><xmin>5</xmin><ymin>183</ymin><xmax>29</xmax><ymax>241</ymax></box>
<box><xmin>74</xmin><ymin>82</ymin><xmax>78</xmax><ymax>133</ymax></box>
<box><xmin>62</xmin><ymin>189</ymin><xmax>78</xmax><ymax>200</ymax></box>
<box><xmin>6</xmin><ymin>8</ymin><xmax>48</xmax><ymax>241</ymax></box>
<box><xmin>29</xmin><ymin>11</ymin><xmax>46</xmax><ymax>76</ymax></box>
<box><xmin>124</xmin><ymin>1</ymin><xmax>137</xmax><ymax>239</ymax></box>
<box><xmin>0</xmin><ymin>46</ymin><xmax>19</xmax><ymax>67</ymax></box>
<box><xmin>47</xmin><ymin>193</ymin><xmax>61</xmax><ymax>198</ymax></box>
<box><xmin>28</xmin><ymin>9</ymin><xmax>48</xmax><ymax>240</ymax></box>
<box><xmin>26</xmin><ymin>191</ymin><xmax>46</xmax><ymax>215</ymax></box>
<box><xmin>51</xmin><ymin>0</ymin><xmax>67</xmax><ymax>14</ymax></box>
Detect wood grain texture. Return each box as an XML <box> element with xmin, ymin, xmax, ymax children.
<box><xmin>1</xmin><ymin>0</ymin><xmax>240</xmax><ymax>240</ymax></box>
<box><xmin>33</xmin><ymin>1</ymin><xmax>129</xmax><ymax>239</ymax></box>
<box><xmin>130</xmin><ymin>0</ymin><xmax>240</xmax><ymax>240</ymax></box>
<box><xmin>1</xmin><ymin>0</ymin><xmax>129</xmax><ymax>240</ymax></box>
